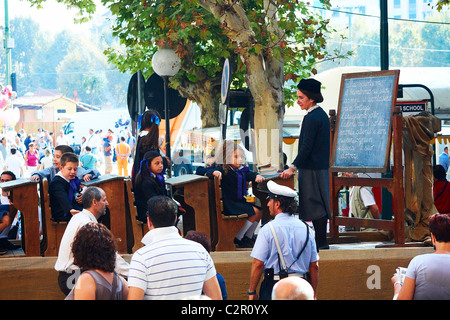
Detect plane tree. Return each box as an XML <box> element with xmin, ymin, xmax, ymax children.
<box><xmin>27</xmin><ymin>0</ymin><xmax>344</xmax><ymax>166</ymax></box>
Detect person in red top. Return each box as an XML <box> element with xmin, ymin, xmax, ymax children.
<box><xmin>433</xmin><ymin>165</ymin><xmax>450</xmax><ymax>214</ymax></box>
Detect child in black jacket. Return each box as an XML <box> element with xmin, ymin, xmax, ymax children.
<box><xmin>208</xmin><ymin>140</ymin><xmax>264</xmax><ymax>248</ymax></box>
<box><xmin>49</xmin><ymin>152</ymin><xmax>83</xmax><ymax>221</ymax></box>
<box><xmin>134</xmin><ymin>151</ymin><xmax>166</xmax><ymax>223</ymax></box>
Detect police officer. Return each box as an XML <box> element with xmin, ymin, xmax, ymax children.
<box><xmin>248</xmin><ymin>181</ymin><xmax>319</xmax><ymax>300</ymax></box>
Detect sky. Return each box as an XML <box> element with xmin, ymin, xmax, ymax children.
<box><xmin>3</xmin><ymin>0</ymin><xmax>106</xmax><ymax>36</ymax></box>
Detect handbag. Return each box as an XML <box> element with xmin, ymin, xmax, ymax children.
<box><xmin>268</xmin><ymin>220</ymin><xmax>310</xmax><ymax>281</ymax></box>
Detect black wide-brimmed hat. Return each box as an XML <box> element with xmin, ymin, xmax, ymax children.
<box><xmin>297</xmin><ymin>78</ymin><xmax>324</xmax><ymax>103</ymax></box>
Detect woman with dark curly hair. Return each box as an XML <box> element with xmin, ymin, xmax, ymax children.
<box><xmin>65</xmin><ymin>222</ymin><xmax>128</xmax><ymax>300</ymax></box>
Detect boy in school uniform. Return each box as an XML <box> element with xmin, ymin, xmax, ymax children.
<box><xmin>30</xmin><ymin>145</ymin><xmax>100</xmax><ymax>183</ymax></box>
<box><xmin>49</xmin><ymin>153</ymin><xmax>84</xmax><ymax>222</ymax></box>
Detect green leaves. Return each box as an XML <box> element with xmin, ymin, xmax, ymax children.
<box><xmin>25</xmin><ymin>0</ymin><xmax>345</xmax><ymax>109</ymax></box>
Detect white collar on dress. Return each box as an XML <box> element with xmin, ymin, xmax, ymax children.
<box><xmin>307</xmin><ymin>105</ymin><xmax>319</xmax><ymax>113</ymax></box>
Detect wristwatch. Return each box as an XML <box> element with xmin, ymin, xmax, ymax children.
<box><xmin>247</xmin><ymin>289</ymin><xmax>257</xmax><ymax>295</ymax></box>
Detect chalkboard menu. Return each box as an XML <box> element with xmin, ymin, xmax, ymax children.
<box><xmin>331</xmin><ymin>70</ymin><xmax>400</xmax><ymax>173</ymax></box>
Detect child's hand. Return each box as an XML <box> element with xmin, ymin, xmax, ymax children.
<box><xmin>255</xmin><ymin>175</ymin><xmax>265</xmax><ymax>183</ymax></box>
<box><xmin>212</xmin><ymin>171</ymin><xmax>222</xmax><ymax>180</ymax></box>
<box><xmin>83</xmin><ymin>174</ymin><xmax>91</xmax><ymax>182</ymax></box>
<box><xmin>30</xmin><ymin>175</ymin><xmax>40</xmax><ymax>182</ymax></box>
<box><xmin>76</xmin><ymin>193</ymin><xmax>83</xmax><ymax>204</ymax></box>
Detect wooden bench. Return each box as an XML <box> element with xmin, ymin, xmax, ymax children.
<box><xmin>40</xmin><ymin>178</ymin><xmax>68</xmax><ymax>257</ymax></box>
<box><xmin>212</xmin><ymin>176</ymin><xmax>248</xmax><ymax>251</ymax></box>
<box><xmin>0</xmin><ymin>179</ymin><xmax>40</xmax><ymax>257</ymax></box>
<box><xmin>41</xmin><ymin>176</ymin><xmax>145</xmax><ymax>256</ymax></box>
<box><xmin>81</xmin><ymin>174</ymin><xmax>128</xmax><ymax>254</ymax></box>
<box><xmin>165</xmin><ymin>174</ymin><xmax>212</xmax><ymax>237</ymax></box>
<box><xmin>124</xmin><ymin>178</ymin><xmax>145</xmax><ymax>252</ymax></box>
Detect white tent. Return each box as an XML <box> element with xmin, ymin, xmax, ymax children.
<box><xmin>282</xmin><ymin>66</ymin><xmax>450</xmax><ymax>165</ymax></box>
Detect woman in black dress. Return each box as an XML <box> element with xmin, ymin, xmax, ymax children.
<box><xmin>280</xmin><ymin>78</ymin><xmax>331</xmax><ymax>250</ymax></box>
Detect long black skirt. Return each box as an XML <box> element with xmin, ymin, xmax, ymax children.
<box><xmin>298</xmin><ymin>168</ymin><xmax>331</xmax><ymax>221</ymax></box>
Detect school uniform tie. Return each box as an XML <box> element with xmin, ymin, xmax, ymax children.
<box><xmin>156</xmin><ymin>174</ymin><xmax>166</xmax><ymax>195</ymax></box>
<box><xmin>68</xmin><ymin>177</ymin><xmax>81</xmax><ymax>203</ymax></box>
<box><xmin>235</xmin><ymin>167</ymin><xmax>249</xmax><ymax>199</ymax></box>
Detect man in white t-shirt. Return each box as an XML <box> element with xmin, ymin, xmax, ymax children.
<box><xmin>349</xmin><ymin>186</ymin><xmax>380</xmax><ymax>219</ymax></box>
<box><xmin>86</xmin><ymin>129</ymin><xmax>98</xmax><ymax>155</ymax></box>
<box><xmin>4</xmin><ymin>148</ymin><xmax>24</xmax><ymax>178</ymax></box>
<box><xmin>56</xmin><ymin>130</ymin><xmax>70</xmax><ymax>146</ymax></box>
<box><xmin>344</xmin><ymin>172</ymin><xmax>381</xmax><ymax>220</ymax></box>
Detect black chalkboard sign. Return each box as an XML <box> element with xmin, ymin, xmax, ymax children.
<box><xmin>331</xmin><ymin>70</ymin><xmax>400</xmax><ymax>173</ymax></box>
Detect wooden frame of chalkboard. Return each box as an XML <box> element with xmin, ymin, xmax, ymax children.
<box><xmin>330</xmin><ymin>70</ymin><xmax>400</xmax><ymax>173</ymax></box>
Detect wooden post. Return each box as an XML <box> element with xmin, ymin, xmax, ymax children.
<box><xmin>328</xmin><ymin>109</ymin><xmax>339</xmax><ymax>242</ymax></box>
<box><xmin>392</xmin><ymin>106</ymin><xmax>405</xmax><ymax>244</ymax></box>
<box><xmin>165</xmin><ymin>175</ymin><xmax>211</xmax><ymax>237</ymax></box>
<box><xmin>82</xmin><ymin>175</ymin><xmax>127</xmax><ymax>254</ymax></box>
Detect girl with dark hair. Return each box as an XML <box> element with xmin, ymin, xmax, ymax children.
<box><xmin>131</xmin><ymin>109</ymin><xmax>168</xmax><ymax>188</ymax></box>
<box><xmin>134</xmin><ymin>151</ymin><xmax>166</xmax><ymax>222</ymax></box>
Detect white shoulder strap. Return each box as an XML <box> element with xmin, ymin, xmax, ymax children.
<box><xmin>268</xmin><ymin>222</ymin><xmax>287</xmax><ymax>271</ymax></box>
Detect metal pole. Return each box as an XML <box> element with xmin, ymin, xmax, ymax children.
<box><xmin>163</xmin><ymin>75</ymin><xmax>172</xmax><ymax>177</ymax></box>
<box><xmin>4</xmin><ymin>0</ymin><xmax>12</xmax><ymax>86</ymax></box>
<box><xmin>380</xmin><ymin>0</ymin><xmax>389</xmax><ymax>70</ymax></box>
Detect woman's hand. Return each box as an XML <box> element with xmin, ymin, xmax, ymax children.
<box><xmin>279</xmin><ymin>167</ymin><xmax>295</xmax><ymax>179</ymax></box>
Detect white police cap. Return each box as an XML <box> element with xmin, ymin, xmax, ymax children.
<box><xmin>266</xmin><ymin>180</ymin><xmax>297</xmax><ymax>199</ymax></box>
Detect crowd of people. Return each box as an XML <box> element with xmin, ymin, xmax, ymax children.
<box><xmin>0</xmin><ymin>126</ymin><xmax>135</xmax><ymax>181</ymax></box>
<box><xmin>0</xmin><ymin>126</ymin><xmax>135</xmax><ymax>250</ymax></box>
<box><xmin>0</xmin><ymin>78</ymin><xmax>449</xmax><ymax>301</ymax></box>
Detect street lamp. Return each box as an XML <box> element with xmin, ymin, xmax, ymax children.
<box><xmin>152</xmin><ymin>46</ymin><xmax>181</xmax><ymax>177</ymax></box>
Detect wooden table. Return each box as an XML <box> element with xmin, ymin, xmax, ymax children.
<box><xmin>1</xmin><ymin>179</ymin><xmax>40</xmax><ymax>257</ymax></box>
<box><xmin>165</xmin><ymin>175</ymin><xmax>211</xmax><ymax>238</ymax></box>
<box><xmin>82</xmin><ymin>174</ymin><xmax>127</xmax><ymax>254</ymax></box>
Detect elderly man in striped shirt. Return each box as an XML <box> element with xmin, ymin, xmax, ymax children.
<box><xmin>127</xmin><ymin>196</ymin><xmax>222</xmax><ymax>300</ymax></box>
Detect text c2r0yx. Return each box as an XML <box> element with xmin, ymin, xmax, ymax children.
<box><xmin>225</xmin><ymin>304</ymin><xmax>269</xmax><ymax>315</ymax></box>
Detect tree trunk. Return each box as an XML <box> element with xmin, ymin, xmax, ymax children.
<box><xmin>176</xmin><ymin>41</ymin><xmax>221</xmax><ymax>128</ymax></box>
<box><xmin>176</xmin><ymin>77</ymin><xmax>221</xmax><ymax>128</ymax></box>
<box><xmin>199</xmin><ymin>0</ymin><xmax>285</xmax><ymax>168</ymax></box>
